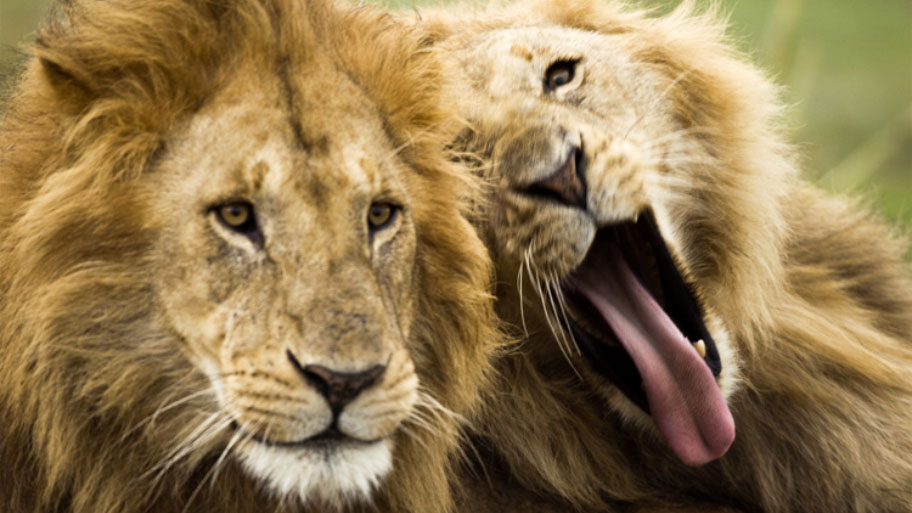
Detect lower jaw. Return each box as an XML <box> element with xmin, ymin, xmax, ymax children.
<box><xmin>238</xmin><ymin>437</ymin><xmax>392</xmax><ymax>506</ymax></box>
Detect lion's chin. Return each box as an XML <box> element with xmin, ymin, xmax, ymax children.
<box><xmin>238</xmin><ymin>437</ymin><xmax>392</xmax><ymax>506</ymax></box>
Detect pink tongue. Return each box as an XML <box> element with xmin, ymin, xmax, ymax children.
<box><xmin>571</xmin><ymin>244</ymin><xmax>734</xmax><ymax>466</ymax></box>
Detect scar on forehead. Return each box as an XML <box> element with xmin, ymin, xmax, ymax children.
<box><xmin>510</xmin><ymin>43</ymin><xmax>534</xmax><ymax>62</ymax></box>
<box><xmin>247</xmin><ymin>160</ymin><xmax>269</xmax><ymax>191</ymax></box>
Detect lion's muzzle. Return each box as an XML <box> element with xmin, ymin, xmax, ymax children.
<box><xmin>520</xmin><ymin>143</ymin><xmax>587</xmax><ymax>210</ymax></box>
<box><xmin>289</xmin><ymin>353</ymin><xmax>387</xmax><ymax>440</ymax></box>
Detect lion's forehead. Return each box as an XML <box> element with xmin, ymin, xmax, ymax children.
<box><xmin>463</xmin><ymin>27</ymin><xmax>621</xmax><ymax>87</ymax></box>
<box><xmin>455</xmin><ymin>27</ymin><xmax>660</xmax><ymax>133</ymax></box>
<box><xmin>165</xmin><ymin>101</ymin><xmax>399</xmax><ymax>213</ymax></box>
<box><xmin>150</xmin><ymin>85</ymin><xmax>414</xmax><ymax>351</ymax></box>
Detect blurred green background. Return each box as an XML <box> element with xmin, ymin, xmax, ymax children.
<box><xmin>3</xmin><ymin>0</ymin><xmax>910</xmax><ymax>229</ymax></box>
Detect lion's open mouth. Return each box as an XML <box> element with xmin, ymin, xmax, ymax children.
<box><xmin>561</xmin><ymin>211</ymin><xmax>735</xmax><ymax>465</ymax></box>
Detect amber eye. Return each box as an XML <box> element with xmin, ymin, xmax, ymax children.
<box><xmin>213</xmin><ymin>199</ymin><xmax>257</xmax><ymax>231</ymax></box>
<box><xmin>218</xmin><ymin>203</ymin><xmax>251</xmax><ymax>228</ymax></box>
<box><xmin>367</xmin><ymin>202</ymin><xmax>398</xmax><ymax>232</ymax></box>
<box><xmin>544</xmin><ymin>60</ymin><xmax>578</xmax><ymax>91</ymax></box>
<box><xmin>213</xmin><ymin>201</ymin><xmax>263</xmax><ymax>246</ymax></box>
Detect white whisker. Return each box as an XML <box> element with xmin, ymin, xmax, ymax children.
<box><xmin>517</xmin><ymin>252</ymin><xmax>529</xmax><ymax>338</ymax></box>
<box><xmin>637</xmin><ymin>126</ymin><xmax>717</xmax><ymax>150</ymax></box>
<box><xmin>552</xmin><ymin>278</ymin><xmax>581</xmax><ymax>356</ymax></box>
<box><xmin>415</xmin><ymin>389</ymin><xmax>465</xmax><ymax>425</ymax></box>
<box><xmin>378</xmin><ymin>120</ymin><xmax>448</xmax><ymax>168</ymax></box>
<box><xmin>117</xmin><ymin>388</ymin><xmax>214</xmax><ymax>447</ymax></box>
<box><xmin>543</xmin><ymin>276</ymin><xmax>582</xmax><ymax>378</ymax></box>
<box><xmin>623</xmin><ymin>68</ymin><xmax>694</xmax><ymax>140</ymax></box>
<box><xmin>140</xmin><ymin>411</ymin><xmax>233</xmax><ymax>500</ymax></box>
<box><xmin>181</xmin><ymin>426</ymin><xmax>244</xmax><ymax>513</ymax></box>
<box><xmin>525</xmin><ymin>248</ymin><xmax>582</xmax><ymax>378</ymax></box>
<box><xmin>398</xmin><ymin>425</ymin><xmax>432</xmax><ymax>452</ymax></box>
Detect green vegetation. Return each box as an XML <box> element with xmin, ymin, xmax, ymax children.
<box><xmin>3</xmin><ymin>0</ymin><xmax>909</xmax><ymax>228</ymax></box>
<box><xmin>722</xmin><ymin>0</ymin><xmax>912</xmax><ymax>230</ymax></box>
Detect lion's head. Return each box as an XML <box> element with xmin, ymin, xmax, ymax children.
<box><xmin>421</xmin><ymin>1</ymin><xmax>912</xmax><ymax>511</ymax></box>
<box><xmin>0</xmin><ymin>1</ymin><xmax>498</xmax><ymax>512</ymax></box>
<box><xmin>429</xmin><ymin>0</ymin><xmax>790</xmax><ymax>467</ymax></box>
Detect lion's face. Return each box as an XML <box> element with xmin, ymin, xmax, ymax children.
<box><xmin>146</xmin><ymin>73</ymin><xmax>421</xmax><ymax>502</ymax></box>
<box><xmin>1</xmin><ymin>1</ymin><xmax>499</xmax><ymax>512</ymax></box>
<box><xmin>449</xmin><ymin>26</ymin><xmax>739</xmax><ymax>465</ymax></box>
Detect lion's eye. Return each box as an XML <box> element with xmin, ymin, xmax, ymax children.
<box><xmin>544</xmin><ymin>60</ymin><xmax>578</xmax><ymax>91</ymax></box>
<box><xmin>218</xmin><ymin>203</ymin><xmax>251</xmax><ymax>228</ymax></box>
<box><xmin>213</xmin><ymin>201</ymin><xmax>262</xmax><ymax>246</ymax></box>
<box><xmin>367</xmin><ymin>202</ymin><xmax>398</xmax><ymax>232</ymax></box>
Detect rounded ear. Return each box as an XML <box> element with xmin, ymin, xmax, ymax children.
<box><xmin>36</xmin><ymin>47</ymin><xmax>96</xmax><ymax>109</ymax></box>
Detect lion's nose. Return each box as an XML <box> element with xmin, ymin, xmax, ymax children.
<box><xmin>524</xmin><ymin>145</ymin><xmax>586</xmax><ymax>209</ymax></box>
<box><xmin>290</xmin><ymin>354</ymin><xmax>386</xmax><ymax>413</ymax></box>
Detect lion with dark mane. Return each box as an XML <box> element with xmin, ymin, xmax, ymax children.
<box><xmin>418</xmin><ymin>1</ymin><xmax>912</xmax><ymax>511</ymax></box>
<box><xmin>0</xmin><ymin>0</ymin><xmax>500</xmax><ymax>512</ymax></box>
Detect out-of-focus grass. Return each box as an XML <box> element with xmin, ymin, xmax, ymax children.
<box><xmin>0</xmin><ymin>0</ymin><xmax>52</xmax><ymax>81</ymax></box>
<box><xmin>723</xmin><ymin>0</ymin><xmax>912</xmax><ymax>230</ymax></box>
<box><xmin>3</xmin><ymin>0</ymin><xmax>910</xmax><ymax>229</ymax></box>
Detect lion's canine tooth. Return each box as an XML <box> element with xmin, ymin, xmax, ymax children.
<box><xmin>694</xmin><ymin>339</ymin><xmax>707</xmax><ymax>359</ymax></box>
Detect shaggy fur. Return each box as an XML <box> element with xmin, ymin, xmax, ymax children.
<box><xmin>416</xmin><ymin>1</ymin><xmax>912</xmax><ymax>512</ymax></box>
<box><xmin>0</xmin><ymin>1</ymin><xmax>501</xmax><ymax>512</ymax></box>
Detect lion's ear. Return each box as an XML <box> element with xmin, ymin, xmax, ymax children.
<box><xmin>36</xmin><ymin>47</ymin><xmax>97</xmax><ymax>109</ymax></box>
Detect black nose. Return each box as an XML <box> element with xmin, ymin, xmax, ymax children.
<box><xmin>524</xmin><ymin>145</ymin><xmax>586</xmax><ymax>209</ymax></box>
<box><xmin>289</xmin><ymin>353</ymin><xmax>386</xmax><ymax>413</ymax></box>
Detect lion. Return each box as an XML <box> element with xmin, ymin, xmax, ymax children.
<box><xmin>0</xmin><ymin>0</ymin><xmax>501</xmax><ymax>512</ymax></box>
<box><xmin>416</xmin><ymin>1</ymin><xmax>912</xmax><ymax>511</ymax></box>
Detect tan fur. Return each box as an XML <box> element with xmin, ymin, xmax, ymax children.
<box><xmin>0</xmin><ymin>1</ymin><xmax>502</xmax><ymax>512</ymax></box>
<box><xmin>418</xmin><ymin>1</ymin><xmax>912</xmax><ymax>511</ymax></box>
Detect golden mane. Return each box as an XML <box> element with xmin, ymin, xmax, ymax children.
<box><xmin>419</xmin><ymin>1</ymin><xmax>912</xmax><ymax>511</ymax></box>
<box><xmin>0</xmin><ymin>1</ymin><xmax>500</xmax><ymax>512</ymax></box>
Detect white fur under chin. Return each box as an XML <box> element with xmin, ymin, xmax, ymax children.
<box><xmin>239</xmin><ymin>438</ymin><xmax>392</xmax><ymax>507</ymax></box>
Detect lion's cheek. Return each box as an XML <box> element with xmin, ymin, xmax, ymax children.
<box><xmin>498</xmin><ymin>196</ymin><xmax>596</xmax><ymax>277</ymax></box>
<box><xmin>153</xmin><ymin>233</ymin><xmax>239</xmax><ymax>339</ymax></box>
<box><xmin>585</xmin><ymin>138</ymin><xmax>650</xmax><ymax>226</ymax></box>
<box><xmin>375</xmin><ymin>229</ymin><xmax>417</xmax><ymax>341</ymax></box>
<box><xmin>155</xmin><ymin>284</ymin><xmax>233</xmax><ymax>370</ymax></box>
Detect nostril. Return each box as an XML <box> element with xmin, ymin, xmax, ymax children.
<box><xmin>523</xmin><ymin>145</ymin><xmax>587</xmax><ymax>209</ymax></box>
<box><xmin>287</xmin><ymin>351</ymin><xmax>386</xmax><ymax>413</ymax></box>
